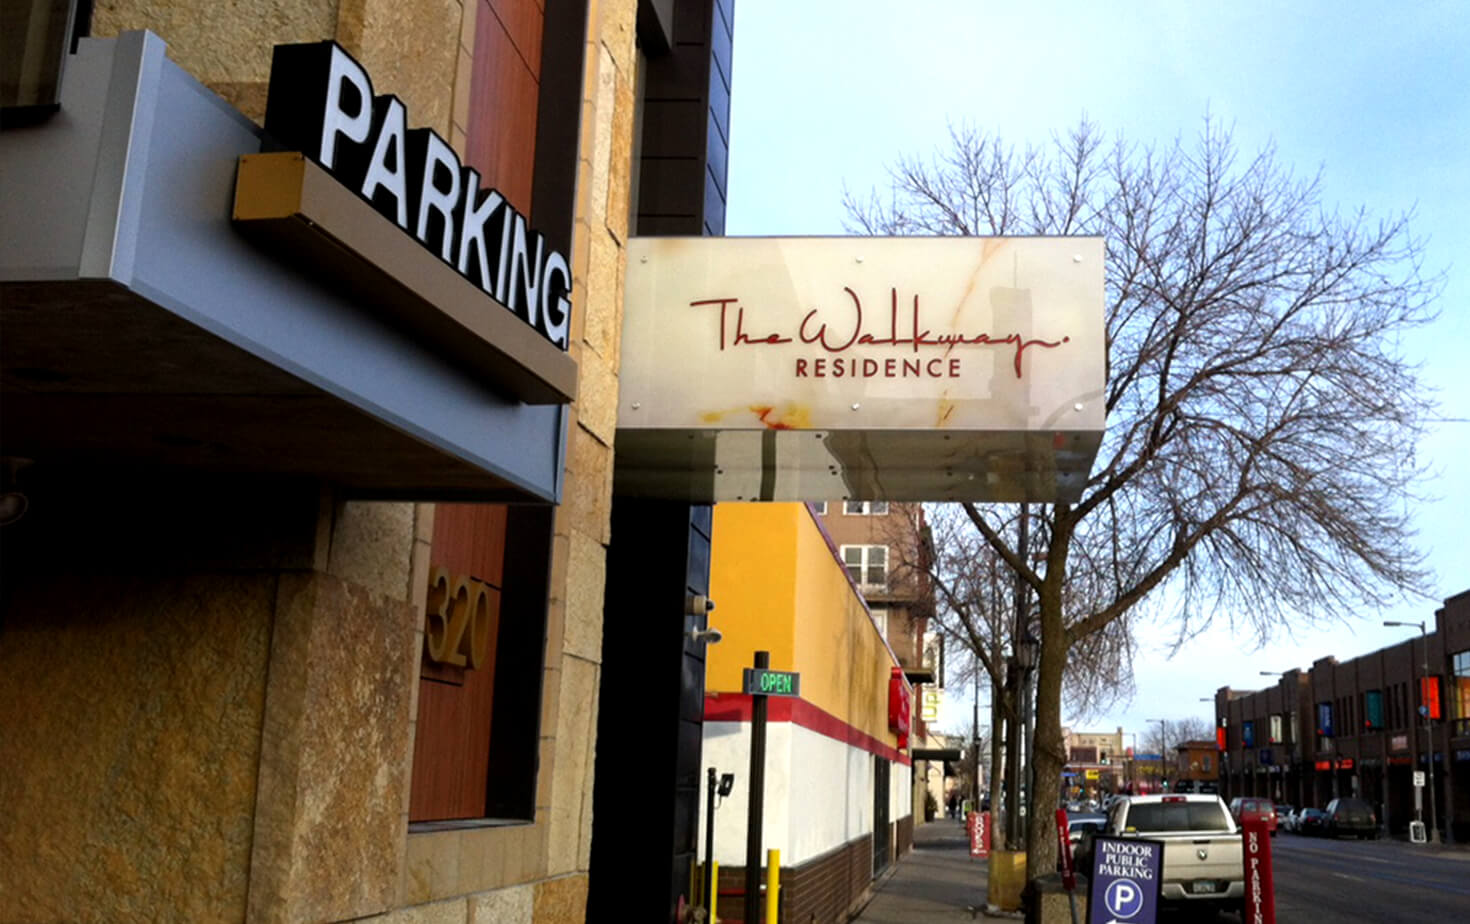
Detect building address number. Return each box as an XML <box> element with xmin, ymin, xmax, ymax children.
<box><xmin>424</xmin><ymin>565</ymin><xmax>495</xmax><ymax>669</ymax></box>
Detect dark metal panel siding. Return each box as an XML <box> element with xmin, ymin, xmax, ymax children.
<box><xmin>588</xmin><ymin>499</ymin><xmax>714</xmax><ymax>923</ymax></box>
<box><xmin>634</xmin><ymin>0</ymin><xmax>731</xmax><ymax>236</ymax></box>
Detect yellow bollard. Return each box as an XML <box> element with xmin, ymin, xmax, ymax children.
<box><xmin>709</xmin><ymin>860</ymin><xmax>718</xmax><ymax>922</ymax></box>
<box><xmin>766</xmin><ymin>849</ymin><xmax>780</xmax><ymax>922</ymax></box>
<box><xmin>986</xmin><ymin>849</ymin><xmax>1027</xmax><ymax>911</ymax></box>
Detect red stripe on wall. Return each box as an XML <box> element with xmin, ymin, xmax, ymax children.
<box><xmin>705</xmin><ymin>693</ymin><xmax>911</xmax><ymax>766</ymax></box>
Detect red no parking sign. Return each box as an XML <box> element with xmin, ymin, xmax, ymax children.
<box><xmin>1242</xmin><ymin>817</ymin><xmax>1277</xmax><ymax>924</ymax></box>
<box><xmin>967</xmin><ymin>810</ymin><xmax>991</xmax><ymax>858</ymax></box>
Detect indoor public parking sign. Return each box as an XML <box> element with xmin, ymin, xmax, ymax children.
<box><xmin>1087</xmin><ymin>836</ymin><xmax>1163</xmax><ymax>924</ymax></box>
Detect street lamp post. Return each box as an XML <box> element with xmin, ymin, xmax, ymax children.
<box><xmin>1017</xmin><ymin>632</ymin><xmax>1039</xmax><ymax>853</ymax></box>
<box><xmin>1385</xmin><ymin>620</ymin><xmax>1439</xmax><ymax>844</ymax></box>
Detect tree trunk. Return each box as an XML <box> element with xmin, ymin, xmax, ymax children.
<box><xmin>1026</xmin><ymin>514</ymin><xmax>1074</xmax><ymax>880</ymax></box>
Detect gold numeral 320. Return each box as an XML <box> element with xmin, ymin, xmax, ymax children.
<box><xmin>424</xmin><ymin>565</ymin><xmax>494</xmax><ymax>669</ymax></box>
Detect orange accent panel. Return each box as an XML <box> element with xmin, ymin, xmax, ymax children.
<box><xmin>409</xmin><ymin>584</ymin><xmax>502</xmax><ymax>821</ymax></box>
<box><xmin>488</xmin><ymin>0</ymin><xmax>544</xmax><ymax>76</ymax></box>
<box><xmin>432</xmin><ymin>504</ymin><xmax>507</xmax><ymax>587</ymax></box>
<box><xmin>410</xmin><ymin>504</ymin><xmax>509</xmax><ymax>820</ymax></box>
<box><xmin>466</xmin><ymin>1</ymin><xmax>541</xmax><ymax>214</ymax></box>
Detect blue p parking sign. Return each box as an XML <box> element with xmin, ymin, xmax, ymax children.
<box><xmin>1087</xmin><ymin>836</ymin><xmax>1164</xmax><ymax>924</ymax></box>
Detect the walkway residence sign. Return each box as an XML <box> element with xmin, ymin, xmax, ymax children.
<box><xmin>618</xmin><ymin>236</ymin><xmax>1105</xmax><ymax>503</ymax></box>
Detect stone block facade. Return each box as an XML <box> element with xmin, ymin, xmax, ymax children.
<box><xmin>0</xmin><ymin>0</ymin><xmax>639</xmax><ymax>921</ymax></box>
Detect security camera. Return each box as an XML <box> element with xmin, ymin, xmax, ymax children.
<box><xmin>686</xmin><ymin>594</ymin><xmax>716</xmax><ymax>615</ymax></box>
<box><xmin>718</xmin><ymin>773</ymin><xmax>735</xmax><ymax>797</ymax></box>
<box><xmin>689</xmin><ymin>626</ymin><xmax>723</xmax><ymax>645</ymax></box>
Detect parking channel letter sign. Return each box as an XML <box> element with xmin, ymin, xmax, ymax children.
<box><xmin>1087</xmin><ymin>836</ymin><xmax>1164</xmax><ymax>924</ymax></box>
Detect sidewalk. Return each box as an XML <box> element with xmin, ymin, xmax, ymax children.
<box><xmin>852</xmin><ymin>818</ymin><xmax>992</xmax><ymax>922</ymax></box>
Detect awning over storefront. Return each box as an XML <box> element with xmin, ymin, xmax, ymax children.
<box><xmin>0</xmin><ymin>32</ymin><xmax>567</xmax><ymax>502</ymax></box>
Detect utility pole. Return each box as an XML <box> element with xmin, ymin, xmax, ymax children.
<box><xmin>973</xmin><ymin>672</ymin><xmax>981</xmax><ymax>811</ymax></box>
<box><xmin>1385</xmin><ymin>621</ymin><xmax>1439</xmax><ymax>843</ymax></box>
<box><xmin>1007</xmin><ymin>503</ymin><xmax>1030</xmax><ymax>850</ymax></box>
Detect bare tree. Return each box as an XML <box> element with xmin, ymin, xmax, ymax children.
<box><xmin>847</xmin><ymin>120</ymin><xmax>1439</xmax><ymax>877</ymax></box>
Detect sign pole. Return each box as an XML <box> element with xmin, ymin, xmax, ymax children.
<box><xmin>705</xmin><ymin>768</ymin><xmax>718</xmax><ymax>909</ymax></box>
<box><xmin>744</xmin><ymin>650</ymin><xmax>770</xmax><ymax>924</ymax></box>
<box><xmin>1055</xmin><ymin>809</ymin><xmax>1079</xmax><ymax>924</ymax></box>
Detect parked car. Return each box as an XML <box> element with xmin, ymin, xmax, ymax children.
<box><xmin>1228</xmin><ymin>796</ymin><xmax>1278</xmax><ymax>836</ymax></box>
<box><xmin>1323</xmin><ymin>797</ymin><xmax>1378</xmax><ymax>839</ymax></box>
<box><xmin>1061</xmin><ymin>812</ymin><xmax>1107</xmax><ymax>868</ymax></box>
<box><xmin>1279</xmin><ymin>807</ymin><xmax>1300</xmax><ymax>833</ymax></box>
<box><xmin>1296</xmin><ymin>807</ymin><xmax>1329</xmax><ymax>836</ymax></box>
<box><xmin>1274</xmin><ymin>804</ymin><xmax>1295</xmax><ymax>831</ymax></box>
<box><xmin>1075</xmin><ymin>795</ymin><xmax>1244</xmax><ymax>916</ymax></box>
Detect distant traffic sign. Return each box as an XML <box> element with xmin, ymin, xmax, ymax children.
<box><xmin>1087</xmin><ymin>835</ymin><xmax>1163</xmax><ymax>924</ymax></box>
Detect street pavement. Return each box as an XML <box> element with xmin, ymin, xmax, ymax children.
<box><xmin>1272</xmin><ymin>831</ymin><xmax>1470</xmax><ymax>922</ymax></box>
<box><xmin>854</xmin><ymin>819</ymin><xmax>1470</xmax><ymax>923</ymax></box>
<box><xmin>852</xmin><ymin>818</ymin><xmax>992</xmax><ymax>922</ymax></box>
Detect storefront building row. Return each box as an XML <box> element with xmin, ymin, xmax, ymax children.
<box><xmin>1215</xmin><ymin>589</ymin><xmax>1470</xmax><ymax>841</ymax></box>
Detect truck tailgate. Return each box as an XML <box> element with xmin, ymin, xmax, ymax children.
<box><xmin>1164</xmin><ymin>835</ymin><xmax>1241</xmax><ymax>884</ymax></box>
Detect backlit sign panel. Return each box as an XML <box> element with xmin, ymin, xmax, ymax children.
<box><xmin>618</xmin><ymin>236</ymin><xmax>1105</xmax><ymax>502</ymax></box>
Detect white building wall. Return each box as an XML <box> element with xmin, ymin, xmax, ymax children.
<box><xmin>698</xmin><ymin>720</ymin><xmax>910</xmax><ymax>867</ymax></box>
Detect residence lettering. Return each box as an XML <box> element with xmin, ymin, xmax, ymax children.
<box><xmin>690</xmin><ymin>287</ymin><xmax>1069</xmax><ymax>380</ymax></box>
<box><xmin>263</xmin><ymin>41</ymin><xmax>571</xmax><ymax>349</ymax></box>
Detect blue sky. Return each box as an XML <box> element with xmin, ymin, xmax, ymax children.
<box><xmin>723</xmin><ymin>0</ymin><xmax>1470</xmax><ymax>737</ymax></box>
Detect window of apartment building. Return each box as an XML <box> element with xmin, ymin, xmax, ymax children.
<box><xmin>811</xmin><ymin>501</ymin><xmax>827</xmax><ymax>515</ymax></box>
<box><xmin>842</xmin><ymin>544</ymin><xmax>887</xmax><ymax>586</ymax></box>
<box><xmin>1453</xmin><ymin>651</ymin><xmax>1470</xmax><ymax>734</ymax></box>
<box><xmin>843</xmin><ymin>501</ymin><xmax>889</xmax><ymax>515</ymax></box>
<box><xmin>870</xmin><ymin>605</ymin><xmax>888</xmax><ymax>640</ymax></box>
<box><xmin>1289</xmin><ymin>712</ymin><xmax>1299</xmax><ymax>745</ymax></box>
<box><xmin>1203</xmin><ymin>753</ymin><xmax>1212</xmax><ymax>772</ymax></box>
<box><xmin>1364</xmin><ymin>690</ymin><xmax>1384</xmax><ymax>730</ymax></box>
<box><xmin>1268</xmin><ymin>715</ymin><xmax>1282</xmax><ymax>743</ymax></box>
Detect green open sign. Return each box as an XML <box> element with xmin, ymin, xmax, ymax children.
<box><xmin>743</xmin><ymin>668</ymin><xmax>801</xmax><ymax>697</ymax></box>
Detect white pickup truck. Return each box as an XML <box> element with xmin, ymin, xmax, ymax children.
<box><xmin>1076</xmin><ymin>793</ymin><xmax>1245</xmax><ymax>914</ymax></box>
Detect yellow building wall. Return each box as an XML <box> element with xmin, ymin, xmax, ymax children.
<box><xmin>710</xmin><ymin>504</ymin><xmax>906</xmax><ymax>750</ymax></box>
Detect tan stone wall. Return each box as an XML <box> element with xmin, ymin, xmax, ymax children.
<box><xmin>90</xmin><ymin>0</ymin><xmax>461</xmax><ymax>130</ymax></box>
<box><xmin>246</xmin><ymin>570</ymin><xmax>420</xmax><ymax>923</ymax></box>
<box><xmin>0</xmin><ymin>573</ymin><xmax>277</xmax><ymax>922</ymax></box>
<box><xmin>12</xmin><ymin>0</ymin><xmax>639</xmax><ymax>920</ymax></box>
<box><xmin>393</xmin><ymin>2</ymin><xmax>637</xmax><ymax>922</ymax></box>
